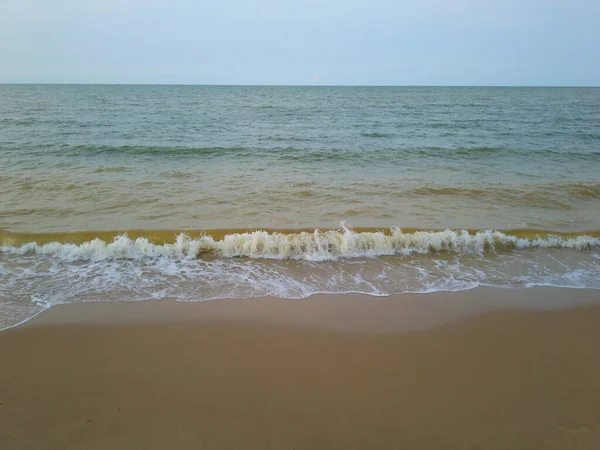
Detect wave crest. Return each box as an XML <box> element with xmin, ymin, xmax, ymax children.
<box><xmin>2</xmin><ymin>226</ymin><xmax>599</xmax><ymax>261</ymax></box>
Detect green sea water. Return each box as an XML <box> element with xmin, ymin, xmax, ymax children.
<box><xmin>2</xmin><ymin>85</ymin><xmax>599</xmax><ymax>232</ymax></box>
<box><xmin>1</xmin><ymin>85</ymin><xmax>599</xmax><ymax>329</ymax></box>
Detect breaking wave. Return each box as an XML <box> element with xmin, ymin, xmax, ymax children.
<box><xmin>3</xmin><ymin>226</ymin><xmax>600</xmax><ymax>262</ymax></box>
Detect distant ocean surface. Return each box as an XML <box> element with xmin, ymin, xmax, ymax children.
<box><xmin>1</xmin><ymin>85</ymin><xmax>600</xmax><ymax>329</ymax></box>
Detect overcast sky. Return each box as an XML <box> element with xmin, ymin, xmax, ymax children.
<box><xmin>1</xmin><ymin>0</ymin><xmax>599</xmax><ymax>85</ymax></box>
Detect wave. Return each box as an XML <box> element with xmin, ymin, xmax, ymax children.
<box><xmin>34</xmin><ymin>144</ymin><xmax>600</xmax><ymax>161</ymax></box>
<box><xmin>413</xmin><ymin>146</ymin><xmax>600</xmax><ymax>160</ymax></box>
<box><xmin>406</xmin><ymin>182</ymin><xmax>600</xmax><ymax>206</ymax></box>
<box><xmin>60</xmin><ymin>145</ymin><xmax>353</xmax><ymax>162</ymax></box>
<box><xmin>2</xmin><ymin>226</ymin><xmax>599</xmax><ymax>262</ymax></box>
<box><xmin>361</xmin><ymin>132</ymin><xmax>394</xmax><ymax>138</ymax></box>
<box><xmin>64</xmin><ymin>145</ymin><xmax>250</xmax><ymax>158</ymax></box>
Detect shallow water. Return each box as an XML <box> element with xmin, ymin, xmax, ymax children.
<box><xmin>1</xmin><ymin>85</ymin><xmax>599</xmax><ymax>329</ymax></box>
<box><xmin>2</xmin><ymin>85</ymin><xmax>600</xmax><ymax>232</ymax></box>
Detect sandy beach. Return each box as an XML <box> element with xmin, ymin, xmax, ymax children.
<box><xmin>1</xmin><ymin>288</ymin><xmax>600</xmax><ymax>449</ymax></box>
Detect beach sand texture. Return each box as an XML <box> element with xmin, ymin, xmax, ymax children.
<box><xmin>2</xmin><ymin>289</ymin><xmax>600</xmax><ymax>450</ymax></box>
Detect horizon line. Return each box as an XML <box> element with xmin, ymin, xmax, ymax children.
<box><xmin>1</xmin><ymin>82</ymin><xmax>599</xmax><ymax>88</ymax></box>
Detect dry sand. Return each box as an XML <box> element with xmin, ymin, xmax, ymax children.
<box><xmin>1</xmin><ymin>288</ymin><xmax>600</xmax><ymax>449</ymax></box>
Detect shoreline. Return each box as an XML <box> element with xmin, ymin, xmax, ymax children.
<box><xmin>13</xmin><ymin>286</ymin><xmax>600</xmax><ymax>332</ymax></box>
<box><xmin>2</xmin><ymin>287</ymin><xmax>600</xmax><ymax>449</ymax></box>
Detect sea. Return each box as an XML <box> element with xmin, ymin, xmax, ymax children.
<box><xmin>1</xmin><ymin>85</ymin><xmax>600</xmax><ymax>329</ymax></box>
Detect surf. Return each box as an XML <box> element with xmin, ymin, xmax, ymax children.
<box><xmin>3</xmin><ymin>226</ymin><xmax>600</xmax><ymax>262</ymax></box>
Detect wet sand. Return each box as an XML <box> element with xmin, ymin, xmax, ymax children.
<box><xmin>1</xmin><ymin>288</ymin><xmax>600</xmax><ymax>449</ymax></box>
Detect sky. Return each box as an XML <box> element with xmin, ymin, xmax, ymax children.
<box><xmin>1</xmin><ymin>0</ymin><xmax>599</xmax><ymax>86</ymax></box>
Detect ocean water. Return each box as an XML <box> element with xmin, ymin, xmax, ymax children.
<box><xmin>1</xmin><ymin>85</ymin><xmax>600</xmax><ymax>329</ymax></box>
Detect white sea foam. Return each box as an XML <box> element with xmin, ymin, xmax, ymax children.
<box><xmin>2</xmin><ymin>226</ymin><xmax>599</xmax><ymax>261</ymax></box>
<box><xmin>3</xmin><ymin>226</ymin><xmax>600</xmax><ymax>330</ymax></box>
<box><xmin>2</xmin><ymin>245</ymin><xmax>600</xmax><ymax>330</ymax></box>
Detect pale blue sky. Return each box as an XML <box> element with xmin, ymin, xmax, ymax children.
<box><xmin>1</xmin><ymin>0</ymin><xmax>599</xmax><ymax>85</ymax></box>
